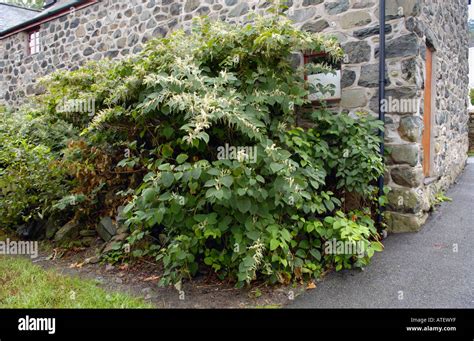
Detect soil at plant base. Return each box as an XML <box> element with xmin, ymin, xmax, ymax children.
<box><xmin>30</xmin><ymin>239</ymin><xmax>310</xmax><ymax>308</ymax></box>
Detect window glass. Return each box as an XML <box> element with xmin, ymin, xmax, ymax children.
<box><xmin>28</xmin><ymin>30</ymin><xmax>41</xmax><ymax>55</ymax></box>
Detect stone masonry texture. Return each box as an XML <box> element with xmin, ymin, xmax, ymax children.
<box><xmin>0</xmin><ymin>0</ymin><xmax>469</xmax><ymax>232</ymax></box>
<box><xmin>470</xmin><ymin>108</ymin><xmax>474</xmax><ymax>152</ymax></box>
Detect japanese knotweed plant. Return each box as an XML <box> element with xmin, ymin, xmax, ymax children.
<box><xmin>34</xmin><ymin>8</ymin><xmax>384</xmax><ymax>287</ymax></box>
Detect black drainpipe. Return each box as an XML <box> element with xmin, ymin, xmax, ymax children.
<box><xmin>377</xmin><ymin>0</ymin><xmax>386</xmax><ymax>230</ymax></box>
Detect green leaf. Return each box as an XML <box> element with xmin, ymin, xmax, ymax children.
<box><xmin>246</xmin><ymin>230</ymin><xmax>260</xmax><ymax>241</ymax></box>
<box><xmin>151</xmin><ymin>209</ymin><xmax>164</xmax><ymax>225</ymax></box>
<box><xmin>132</xmin><ymin>249</ymin><xmax>144</xmax><ymax>257</ymax></box>
<box><xmin>123</xmin><ymin>202</ymin><xmax>134</xmax><ymax>215</ymax></box>
<box><xmin>176</xmin><ymin>154</ymin><xmax>188</xmax><ymax>164</ymax></box>
<box><xmin>162</xmin><ymin>144</ymin><xmax>173</xmax><ymax>158</ymax></box>
<box><xmin>237</xmin><ymin>188</ymin><xmax>246</xmax><ymax>196</ymax></box>
<box><xmin>270</xmin><ymin>239</ymin><xmax>279</xmax><ymax>251</ymax></box>
<box><xmin>371</xmin><ymin>242</ymin><xmax>384</xmax><ymax>252</ymax></box>
<box><xmin>270</xmin><ymin>163</ymin><xmax>285</xmax><ymax>173</ymax></box>
<box><xmin>214</xmin><ymin>189</ymin><xmax>224</xmax><ymax>200</ymax></box>
<box><xmin>204</xmin><ymin>179</ymin><xmax>216</xmax><ymax>187</ymax></box>
<box><xmin>295</xmin><ymin>249</ymin><xmax>306</xmax><ymax>258</ymax></box>
<box><xmin>161</xmin><ymin>126</ymin><xmax>174</xmax><ymax>139</ymax></box>
<box><xmin>207</xmin><ymin>168</ymin><xmax>220</xmax><ymax>176</ymax></box>
<box><xmin>280</xmin><ymin>229</ymin><xmax>292</xmax><ymax>242</ymax></box>
<box><xmin>309</xmin><ymin>249</ymin><xmax>321</xmax><ymax>261</ymax></box>
<box><xmin>236</xmin><ymin>198</ymin><xmax>251</xmax><ymax>213</ymax></box>
<box><xmin>142</xmin><ymin>188</ymin><xmax>156</xmax><ymax>203</ymax></box>
<box><xmin>299</xmin><ymin>240</ymin><xmax>309</xmax><ymax>249</ymax></box>
<box><xmin>206</xmin><ymin>188</ymin><xmax>218</xmax><ymax>198</ymax></box>
<box><xmin>191</xmin><ymin>168</ymin><xmax>202</xmax><ymax>180</ymax></box>
<box><xmin>221</xmin><ymin>175</ymin><xmax>233</xmax><ymax>188</ymax></box>
<box><xmin>161</xmin><ymin>172</ymin><xmax>175</xmax><ymax>187</ymax></box>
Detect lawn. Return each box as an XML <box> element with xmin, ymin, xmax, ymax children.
<box><xmin>0</xmin><ymin>256</ymin><xmax>151</xmax><ymax>308</ymax></box>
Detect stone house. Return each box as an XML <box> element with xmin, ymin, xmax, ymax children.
<box><xmin>470</xmin><ymin>107</ymin><xmax>474</xmax><ymax>152</ymax></box>
<box><xmin>0</xmin><ymin>0</ymin><xmax>470</xmax><ymax>232</ymax></box>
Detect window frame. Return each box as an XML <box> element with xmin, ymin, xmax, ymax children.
<box><xmin>303</xmin><ymin>51</ymin><xmax>342</xmax><ymax>105</ymax></box>
<box><xmin>422</xmin><ymin>45</ymin><xmax>436</xmax><ymax>178</ymax></box>
<box><xmin>27</xmin><ymin>28</ymin><xmax>42</xmax><ymax>56</ymax></box>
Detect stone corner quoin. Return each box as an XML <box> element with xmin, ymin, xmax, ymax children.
<box><xmin>0</xmin><ymin>0</ymin><xmax>469</xmax><ymax>233</ymax></box>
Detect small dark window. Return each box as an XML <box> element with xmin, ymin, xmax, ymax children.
<box><xmin>27</xmin><ymin>29</ymin><xmax>41</xmax><ymax>55</ymax></box>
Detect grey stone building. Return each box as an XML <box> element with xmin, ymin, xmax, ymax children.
<box><xmin>0</xmin><ymin>0</ymin><xmax>470</xmax><ymax>232</ymax></box>
<box><xmin>470</xmin><ymin>108</ymin><xmax>474</xmax><ymax>151</ymax></box>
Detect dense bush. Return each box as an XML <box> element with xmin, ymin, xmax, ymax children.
<box><xmin>1</xmin><ymin>8</ymin><xmax>385</xmax><ymax>286</ymax></box>
<box><xmin>0</xmin><ymin>108</ymin><xmax>75</xmax><ymax>229</ymax></box>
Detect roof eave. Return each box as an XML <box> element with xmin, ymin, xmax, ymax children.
<box><xmin>0</xmin><ymin>0</ymin><xmax>97</xmax><ymax>39</ymax></box>
<box><xmin>0</xmin><ymin>2</ymin><xmax>41</xmax><ymax>13</ymax></box>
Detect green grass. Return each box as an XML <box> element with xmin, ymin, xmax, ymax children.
<box><xmin>0</xmin><ymin>256</ymin><xmax>152</xmax><ymax>308</ymax></box>
<box><xmin>468</xmin><ymin>152</ymin><xmax>474</xmax><ymax>157</ymax></box>
<box><xmin>254</xmin><ymin>304</ymin><xmax>282</xmax><ymax>309</ymax></box>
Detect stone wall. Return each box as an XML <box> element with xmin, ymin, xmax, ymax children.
<box><xmin>385</xmin><ymin>0</ymin><xmax>469</xmax><ymax>232</ymax></box>
<box><xmin>0</xmin><ymin>0</ymin><xmax>425</xmax><ymax>108</ymax></box>
<box><xmin>470</xmin><ymin>107</ymin><xmax>474</xmax><ymax>152</ymax></box>
<box><xmin>0</xmin><ymin>0</ymin><xmax>469</xmax><ymax>232</ymax></box>
<box><xmin>420</xmin><ymin>0</ymin><xmax>469</xmax><ymax>185</ymax></box>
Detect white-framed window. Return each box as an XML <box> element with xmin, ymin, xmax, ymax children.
<box><xmin>27</xmin><ymin>29</ymin><xmax>41</xmax><ymax>55</ymax></box>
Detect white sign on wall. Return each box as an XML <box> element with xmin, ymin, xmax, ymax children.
<box><xmin>308</xmin><ymin>70</ymin><xmax>341</xmax><ymax>102</ymax></box>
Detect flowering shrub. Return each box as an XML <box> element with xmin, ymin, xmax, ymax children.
<box><xmin>1</xmin><ymin>8</ymin><xmax>385</xmax><ymax>287</ymax></box>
